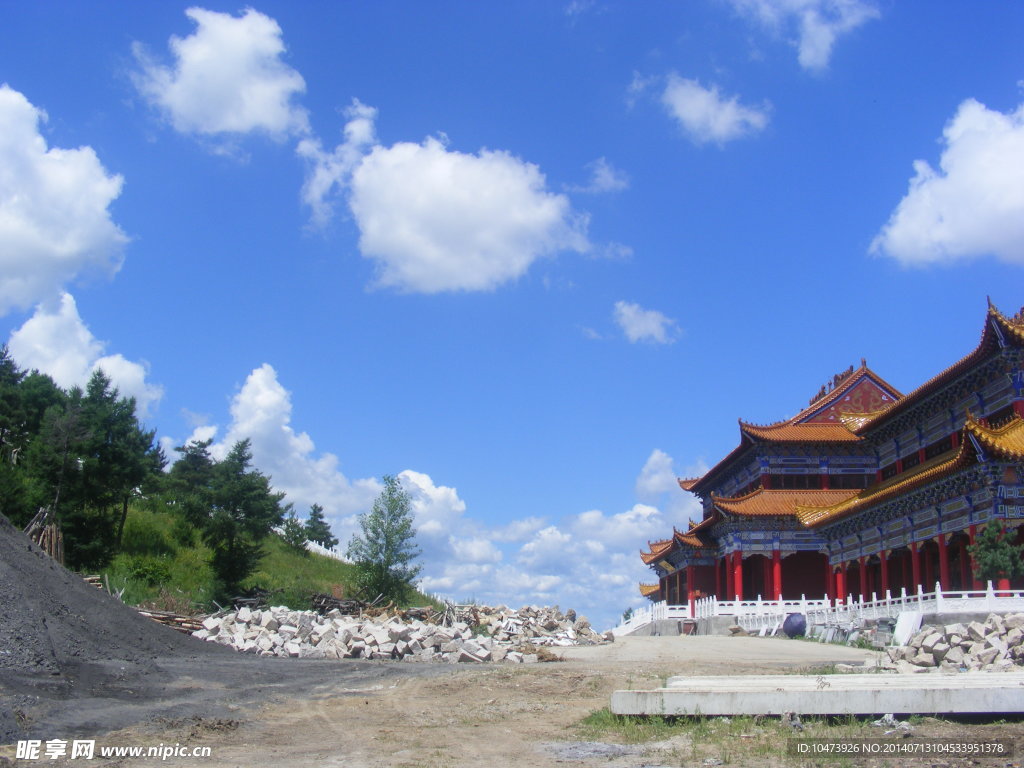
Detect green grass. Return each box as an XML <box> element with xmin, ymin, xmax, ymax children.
<box><xmin>575</xmin><ymin>708</ymin><xmax>917</xmax><ymax>766</ymax></box>
<box><xmin>99</xmin><ymin>504</ymin><xmax>438</xmax><ymax>613</ymax></box>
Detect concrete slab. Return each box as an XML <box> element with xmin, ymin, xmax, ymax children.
<box><xmin>611</xmin><ymin>671</ymin><xmax>1024</xmax><ymax>716</ymax></box>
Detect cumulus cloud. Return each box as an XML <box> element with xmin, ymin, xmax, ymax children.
<box><xmin>299</xmin><ymin>102</ymin><xmax>590</xmax><ymax>292</ymax></box>
<box><xmin>296</xmin><ymin>100</ymin><xmax>378</xmax><ymax>226</ymax></box>
<box><xmin>350</xmin><ymin>136</ymin><xmax>590</xmax><ymax>293</ymax></box>
<box><xmin>170</xmin><ymin>364</ymin><xmax>700</xmax><ymax>628</ymax></box>
<box><xmin>661</xmin><ymin>75</ymin><xmax>769</xmax><ymax>145</ymax></box>
<box><xmin>871</xmin><ymin>98</ymin><xmax>1024</xmax><ymax>266</ymax></box>
<box><xmin>613</xmin><ymin>300</ymin><xmax>680</xmax><ymax>344</ymax></box>
<box><xmin>728</xmin><ymin>0</ymin><xmax>880</xmax><ymax>71</ymax></box>
<box><xmin>0</xmin><ymin>85</ymin><xmax>127</xmax><ymax>316</ymax></box>
<box><xmin>7</xmin><ymin>293</ymin><xmax>163</xmax><ymax>416</ymax></box>
<box><xmin>195</xmin><ymin>364</ymin><xmax>380</xmax><ymax>534</ymax></box>
<box><xmin>133</xmin><ymin>7</ymin><xmax>308</xmax><ymax>139</ymax></box>
<box><xmin>570</xmin><ymin>157</ymin><xmax>629</xmax><ymax>194</ymax></box>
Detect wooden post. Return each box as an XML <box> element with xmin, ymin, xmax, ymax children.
<box><xmin>772</xmin><ymin>549</ymin><xmax>782</xmax><ymax>601</ymax></box>
<box><xmin>835</xmin><ymin>565</ymin><xmax>846</xmax><ymax>602</ymax></box>
<box><xmin>732</xmin><ymin>550</ymin><xmax>744</xmax><ymax>601</ymax></box>
<box><xmin>687</xmin><ymin>564</ymin><xmax>696</xmax><ymax>615</ymax></box>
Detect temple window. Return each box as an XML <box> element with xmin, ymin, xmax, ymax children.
<box><xmin>924</xmin><ymin>434</ymin><xmax>954</xmax><ymax>460</ymax></box>
<box><xmin>901</xmin><ymin>451</ymin><xmax>921</xmax><ymax>471</ymax></box>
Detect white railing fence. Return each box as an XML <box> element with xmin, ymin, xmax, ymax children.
<box><xmin>613</xmin><ymin>582</ymin><xmax>1024</xmax><ymax>637</ymax></box>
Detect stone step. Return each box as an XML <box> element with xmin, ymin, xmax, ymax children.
<box><xmin>611</xmin><ymin>671</ymin><xmax>1024</xmax><ymax>716</ymax></box>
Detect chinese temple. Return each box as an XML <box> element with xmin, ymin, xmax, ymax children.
<box><xmin>640</xmin><ymin>301</ymin><xmax>1024</xmax><ymax>610</ymax></box>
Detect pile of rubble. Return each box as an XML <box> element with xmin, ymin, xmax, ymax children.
<box><xmin>193</xmin><ymin>604</ymin><xmax>610</xmax><ymax>663</ymax></box>
<box><xmin>882</xmin><ymin>612</ymin><xmax>1024</xmax><ymax>673</ymax></box>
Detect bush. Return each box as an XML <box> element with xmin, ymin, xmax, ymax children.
<box><xmin>123</xmin><ymin>554</ymin><xmax>173</xmax><ymax>586</ymax></box>
<box><xmin>120</xmin><ymin>509</ymin><xmax>177</xmax><ymax>558</ymax></box>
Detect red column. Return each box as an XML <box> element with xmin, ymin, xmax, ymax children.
<box><xmin>772</xmin><ymin>549</ymin><xmax>783</xmax><ymax>600</ymax></box>
<box><xmin>687</xmin><ymin>565</ymin><xmax>696</xmax><ymax>614</ymax></box>
<box><xmin>937</xmin><ymin>535</ymin><xmax>951</xmax><ymax>591</ymax></box>
<box><xmin>910</xmin><ymin>542</ymin><xmax>921</xmax><ymax>591</ymax></box>
<box><xmin>859</xmin><ymin>556</ymin><xmax>867</xmax><ymax>599</ymax></box>
<box><xmin>732</xmin><ymin>550</ymin><xmax>744</xmax><ymax>600</ymax></box>
<box><xmin>820</xmin><ymin>473</ymin><xmax>830</xmax><ymax>490</ymax></box>
<box><xmin>725</xmin><ymin>555</ymin><xmax>734</xmax><ymax>600</ymax></box>
<box><xmin>1013</xmin><ymin>401</ymin><xmax>1024</xmax><ymax>418</ymax></box>
<box><xmin>951</xmin><ymin>431</ymin><xmax>960</xmax><ymax>449</ymax></box>
<box><xmin>968</xmin><ymin>525</ymin><xmax>982</xmax><ymax>590</ymax></box>
<box><xmin>879</xmin><ymin>550</ymin><xmax>890</xmax><ymax>595</ymax></box>
<box><xmin>835</xmin><ymin>565</ymin><xmax>846</xmax><ymax>602</ymax></box>
<box><xmin>761</xmin><ymin>474</ymin><xmax>772</xmax><ymax>490</ymax></box>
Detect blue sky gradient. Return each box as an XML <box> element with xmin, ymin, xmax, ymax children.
<box><xmin>1</xmin><ymin>1</ymin><xmax>1022</xmax><ymax>628</ymax></box>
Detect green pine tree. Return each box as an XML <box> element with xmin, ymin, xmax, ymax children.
<box><xmin>968</xmin><ymin>523</ymin><xmax>1024</xmax><ymax>583</ymax></box>
<box><xmin>303</xmin><ymin>502</ymin><xmax>338</xmax><ymax>549</ymax></box>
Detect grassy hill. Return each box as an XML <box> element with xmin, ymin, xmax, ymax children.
<box><xmin>100</xmin><ymin>504</ymin><xmax>437</xmax><ymax>614</ymax></box>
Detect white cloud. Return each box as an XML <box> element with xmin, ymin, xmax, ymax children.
<box><xmin>296</xmin><ymin>99</ymin><xmax>378</xmax><ymax>227</ymax></box>
<box><xmin>133</xmin><ymin>7</ymin><xmax>308</xmax><ymax>139</ymax></box>
<box><xmin>350</xmin><ymin>136</ymin><xmax>590</xmax><ymax>293</ymax></box>
<box><xmin>299</xmin><ymin>102</ymin><xmax>589</xmax><ymax>292</ymax></box>
<box><xmin>7</xmin><ymin>293</ymin><xmax>163</xmax><ymax>416</ymax></box>
<box><xmin>635</xmin><ymin>449</ymin><xmax>679</xmax><ymax>500</ymax></box>
<box><xmin>728</xmin><ymin>0</ymin><xmax>880</xmax><ymax>71</ymax></box>
<box><xmin>871</xmin><ymin>98</ymin><xmax>1024</xmax><ymax>266</ymax></box>
<box><xmin>0</xmin><ymin>85</ymin><xmax>127</xmax><ymax>316</ymax></box>
<box><xmin>204</xmin><ymin>364</ymin><xmax>381</xmax><ymax>534</ymax></box>
<box><xmin>613</xmin><ymin>300</ymin><xmax>680</xmax><ymax>344</ymax></box>
<box><xmin>171</xmin><ymin>366</ymin><xmax>703</xmax><ymax>628</ymax></box>
<box><xmin>571</xmin><ymin>157</ymin><xmax>629</xmax><ymax>193</ymax></box>
<box><xmin>571</xmin><ymin>504</ymin><xmax>665</xmax><ymax>548</ymax></box>
<box><xmin>661</xmin><ymin>75</ymin><xmax>769</xmax><ymax>145</ymax></box>
<box><xmin>398</xmin><ymin>469</ymin><xmax>468</xmax><ymax>538</ymax></box>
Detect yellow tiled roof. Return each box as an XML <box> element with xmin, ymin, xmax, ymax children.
<box><xmin>639</xmin><ymin>583</ymin><xmax>661</xmax><ymax>597</ymax></box>
<box><xmin>713</xmin><ymin>488</ymin><xmax>862</xmax><ymax>518</ymax></box>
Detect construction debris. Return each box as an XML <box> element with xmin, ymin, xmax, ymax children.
<box><xmin>192</xmin><ymin>604</ymin><xmax>609</xmax><ymax>662</ymax></box>
<box><xmin>881</xmin><ymin>612</ymin><xmax>1024</xmax><ymax>673</ymax></box>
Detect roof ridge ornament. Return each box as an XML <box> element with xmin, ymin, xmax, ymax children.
<box><xmin>808</xmin><ymin>363</ymin><xmax>857</xmax><ymax>406</ymax></box>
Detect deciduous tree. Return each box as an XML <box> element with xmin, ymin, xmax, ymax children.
<box><xmin>347</xmin><ymin>475</ymin><xmax>421</xmax><ymax>604</ymax></box>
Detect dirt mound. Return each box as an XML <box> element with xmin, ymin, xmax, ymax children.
<box><xmin>0</xmin><ymin>512</ymin><xmax>219</xmax><ymax>741</ymax></box>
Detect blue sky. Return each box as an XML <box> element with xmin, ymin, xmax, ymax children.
<box><xmin>1</xmin><ymin>1</ymin><xmax>1022</xmax><ymax>629</ymax></box>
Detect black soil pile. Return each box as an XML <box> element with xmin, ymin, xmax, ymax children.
<box><xmin>0</xmin><ymin>511</ymin><xmax>219</xmax><ymax>741</ymax></box>
<box><xmin>0</xmin><ymin>512</ymin><xmax>447</xmax><ymax>747</ymax></box>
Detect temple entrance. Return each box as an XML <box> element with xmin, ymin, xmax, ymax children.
<box><xmin>780</xmin><ymin>551</ymin><xmax>827</xmax><ymax>599</ymax></box>
<box><xmin>744</xmin><ymin>553</ymin><xmax>770</xmax><ymax>600</ymax></box>
<box><xmin>920</xmin><ymin>539</ymin><xmax>940</xmax><ymax>591</ymax></box>
<box><xmin>864</xmin><ymin>554</ymin><xmax>883</xmax><ymax>599</ymax></box>
<box><xmin>886</xmin><ymin>546</ymin><xmax>913</xmax><ymax>594</ymax></box>
<box><xmin>845</xmin><ymin>559</ymin><xmax>862</xmax><ymax>600</ymax></box>
<box><xmin>948</xmin><ymin>532</ymin><xmax>971</xmax><ymax>591</ymax></box>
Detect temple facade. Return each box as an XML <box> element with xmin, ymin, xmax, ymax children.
<box><xmin>641</xmin><ymin>302</ymin><xmax>1024</xmax><ymax>610</ymax></box>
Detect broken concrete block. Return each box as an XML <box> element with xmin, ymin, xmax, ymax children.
<box><xmin>967</xmin><ymin>622</ymin><xmax>989</xmax><ymax>642</ymax></box>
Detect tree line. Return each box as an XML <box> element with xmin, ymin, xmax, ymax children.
<box><xmin>0</xmin><ymin>347</ymin><xmax>342</xmax><ymax>599</ymax></box>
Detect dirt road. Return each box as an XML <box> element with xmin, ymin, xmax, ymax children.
<box><xmin>1</xmin><ymin>636</ymin><xmax>887</xmax><ymax>767</ymax></box>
